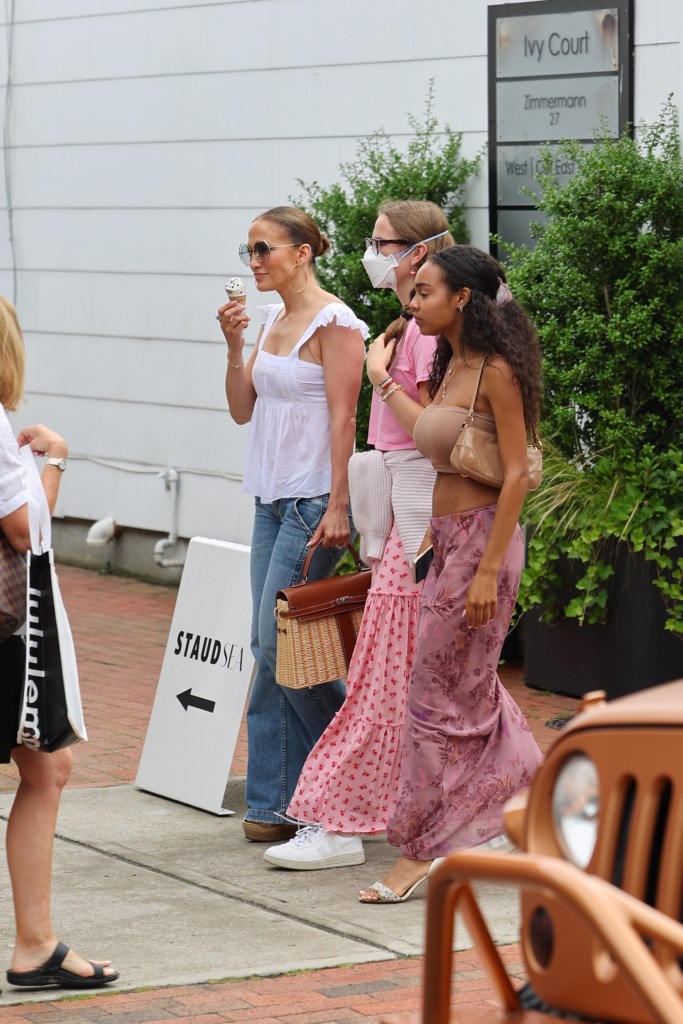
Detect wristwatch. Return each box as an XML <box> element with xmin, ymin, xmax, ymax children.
<box><xmin>46</xmin><ymin>457</ymin><xmax>67</xmax><ymax>472</ymax></box>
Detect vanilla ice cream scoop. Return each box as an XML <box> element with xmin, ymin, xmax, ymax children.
<box><xmin>225</xmin><ymin>277</ymin><xmax>247</xmax><ymax>304</ymax></box>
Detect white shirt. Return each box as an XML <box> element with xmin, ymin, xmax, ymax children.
<box><xmin>0</xmin><ymin>406</ymin><xmax>28</xmax><ymax>520</ymax></box>
<box><xmin>243</xmin><ymin>302</ymin><xmax>368</xmax><ymax>503</ymax></box>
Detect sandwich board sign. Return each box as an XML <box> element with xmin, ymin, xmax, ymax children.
<box><xmin>136</xmin><ymin>537</ymin><xmax>253</xmax><ymax>815</ymax></box>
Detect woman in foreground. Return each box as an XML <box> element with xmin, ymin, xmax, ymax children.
<box><xmin>0</xmin><ymin>297</ymin><xmax>118</xmax><ymax>986</ymax></box>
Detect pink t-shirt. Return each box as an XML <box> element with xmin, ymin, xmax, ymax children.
<box><xmin>367</xmin><ymin>318</ymin><xmax>438</xmax><ymax>451</ymax></box>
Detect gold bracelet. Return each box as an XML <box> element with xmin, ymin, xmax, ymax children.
<box><xmin>380</xmin><ymin>383</ymin><xmax>404</xmax><ymax>402</ymax></box>
<box><xmin>227</xmin><ymin>357</ymin><xmax>244</xmax><ymax>369</ymax></box>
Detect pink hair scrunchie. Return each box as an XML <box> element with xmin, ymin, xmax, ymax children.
<box><xmin>496</xmin><ymin>281</ymin><xmax>513</xmax><ymax>305</ymax></box>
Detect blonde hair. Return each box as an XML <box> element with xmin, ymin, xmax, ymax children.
<box><xmin>378</xmin><ymin>200</ymin><xmax>455</xmax><ymax>352</ymax></box>
<box><xmin>377</xmin><ymin>199</ymin><xmax>454</xmax><ymax>255</ymax></box>
<box><xmin>257</xmin><ymin>206</ymin><xmax>331</xmax><ymax>263</ymax></box>
<box><xmin>0</xmin><ymin>298</ymin><xmax>25</xmax><ymax>411</ymax></box>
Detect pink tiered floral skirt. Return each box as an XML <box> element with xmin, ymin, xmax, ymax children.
<box><xmin>287</xmin><ymin>523</ymin><xmax>421</xmax><ymax>833</ymax></box>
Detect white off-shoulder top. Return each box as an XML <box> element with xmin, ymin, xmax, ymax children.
<box><xmin>243</xmin><ymin>302</ymin><xmax>369</xmax><ymax>503</ymax></box>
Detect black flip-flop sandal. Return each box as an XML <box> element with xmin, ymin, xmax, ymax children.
<box><xmin>6</xmin><ymin>941</ymin><xmax>119</xmax><ymax>989</ymax></box>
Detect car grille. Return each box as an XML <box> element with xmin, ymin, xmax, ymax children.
<box><xmin>589</xmin><ymin>734</ymin><xmax>682</xmax><ymax>925</ymax></box>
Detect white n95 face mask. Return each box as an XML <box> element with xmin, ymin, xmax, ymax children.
<box><xmin>361</xmin><ymin>247</ymin><xmax>401</xmax><ymax>289</ymax></box>
<box><xmin>361</xmin><ymin>230</ymin><xmax>450</xmax><ymax>290</ymax></box>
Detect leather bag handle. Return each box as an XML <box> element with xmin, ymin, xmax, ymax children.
<box><xmin>465</xmin><ymin>359</ymin><xmax>488</xmax><ymax>420</ymax></box>
<box><xmin>464</xmin><ymin>358</ymin><xmax>543</xmax><ymax>450</ymax></box>
<box><xmin>299</xmin><ymin>542</ymin><xmax>364</xmax><ymax>585</ymax></box>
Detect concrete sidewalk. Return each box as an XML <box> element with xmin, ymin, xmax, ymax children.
<box><xmin>0</xmin><ymin>566</ymin><xmax>577</xmax><ymax>1023</ymax></box>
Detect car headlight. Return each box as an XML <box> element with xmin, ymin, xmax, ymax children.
<box><xmin>551</xmin><ymin>753</ymin><xmax>600</xmax><ymax>868</ymax></box>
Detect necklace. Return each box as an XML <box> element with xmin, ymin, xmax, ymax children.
<box><xmin>440</xmin><ymin>358</ymin><xmax>459</xmax><ymax>399</ymax></box>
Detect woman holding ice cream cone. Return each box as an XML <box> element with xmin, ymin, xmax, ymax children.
<box><xmin>217</xmin><ymin>206</ymin><xmax>368</xmax><ymax>843</ymax></box>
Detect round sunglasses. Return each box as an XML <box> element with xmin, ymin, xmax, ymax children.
<box><xmin>238</xmin><ymin>240</ymin><xmax>298</xmax><ymax>266</ymax></box>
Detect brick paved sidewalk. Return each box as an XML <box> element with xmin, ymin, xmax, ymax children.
<box><xmin>0</xmin><ymin>948</ymin><xmax>530</xmax><ymax>1024</ymax></box>
<box><xmin>0</xmin><ymin>566</ymin><xmax>578</xmax><ymax>1024</ymax></box>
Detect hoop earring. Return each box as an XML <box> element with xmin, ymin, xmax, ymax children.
<box><xmin>288</xmin><ymin>263</ymin><xmax>308</xmax><ymax>294</ymax></box>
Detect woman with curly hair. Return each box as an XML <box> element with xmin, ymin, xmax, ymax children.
<box><xmin>359</xmin><ymin>245</ymin><xmax>543</xmax><ymax>903</ymax></box>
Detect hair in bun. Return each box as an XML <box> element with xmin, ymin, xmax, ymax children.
<box><xmin>258</xmin><ymin>206</ymin><xmax>330</xmax><ymax>264</ymax></box>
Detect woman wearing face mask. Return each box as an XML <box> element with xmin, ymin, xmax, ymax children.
<box><xmin>358</xmin><ymin>245</ymin><xmax>543</xmax><ymax>903</ymax></box>
<box><xmin>262</xmin><ymin>201</ymin><xmax>453</xmax><ymax>870</ymax></box>
<box><xmin>218</xmin><ymin>206</ymin><xmax>368</xmax><ymax>843</ymax></box>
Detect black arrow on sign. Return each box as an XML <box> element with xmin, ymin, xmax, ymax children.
<box><xmin>176</xmin><ymin>688</ymin><xmax>216</xmax><ymax>714</ymax></box>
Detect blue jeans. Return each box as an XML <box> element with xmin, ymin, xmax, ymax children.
<box><xmin>244</xmin><ymin>495</ymin><xmax>350</xmax><ymax>823</ymax></box>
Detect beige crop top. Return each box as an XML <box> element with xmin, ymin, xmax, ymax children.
<box><xmin>413</xmin><ymin>403</ymin><xmax>496</xmax><ymax>473</ymax></box>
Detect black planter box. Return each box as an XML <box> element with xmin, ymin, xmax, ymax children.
<box><xmin>523</xmin><ymin>543</ymin><xmax>683</xmax><ymax>700</ymax></box>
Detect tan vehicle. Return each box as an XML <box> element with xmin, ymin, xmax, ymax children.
<box><xmin>384</xmin><ymin>679</ymin><xmax>683</xmax><ymax>1024</ymax></box>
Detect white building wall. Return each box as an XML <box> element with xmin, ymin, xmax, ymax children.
<box><xmin>0</xmin><ymin>0</ymin><xmax>679</xmax><ymax>556</ymax></box>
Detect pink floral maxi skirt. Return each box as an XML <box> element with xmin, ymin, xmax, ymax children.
<box><xmin>287</xmin><ymin>522</ymin><xmax>422</xmax><ymax>833</ymax></box>
<box><xmin>387</xmin><ymin>507</ymin><xmax>543</xmax><ymax>860</ymax></box>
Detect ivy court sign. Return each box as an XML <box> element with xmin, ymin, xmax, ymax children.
<box><xmin>488</xmin><ymin>0</ymin><xmax>633</xmax><ymax>250</ymax></box>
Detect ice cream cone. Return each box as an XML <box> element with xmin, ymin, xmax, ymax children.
<box><xmin>225</xmin><ymin>276</ymin><xmax>247</xmax><ymax>304</ymax></box>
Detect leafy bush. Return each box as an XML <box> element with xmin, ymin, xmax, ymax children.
<box><xmin>506</xmin><ymin>99</ymin><xmax>683</xmax><ymax>636</ymax></box>
<box><xmin>293</xmin><ymin>82</ymin><xmax>481</xmax><ymax>447</ymax></box>
<box><xmin>520</xmin><ymin>442</ymin><xmax>683</xmax><ymax>635</ymax></box>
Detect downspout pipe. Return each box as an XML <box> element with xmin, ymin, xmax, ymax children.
<box><xmin>154</xmin><ymin>467</ymin><xmax>184</xmax><ymax>568</ymax></box>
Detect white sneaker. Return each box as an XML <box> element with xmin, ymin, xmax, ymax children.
<box><xmin>263</xmin><ymin>824</ymin><xmax>365</xmax><ymax>870</ymax></box>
